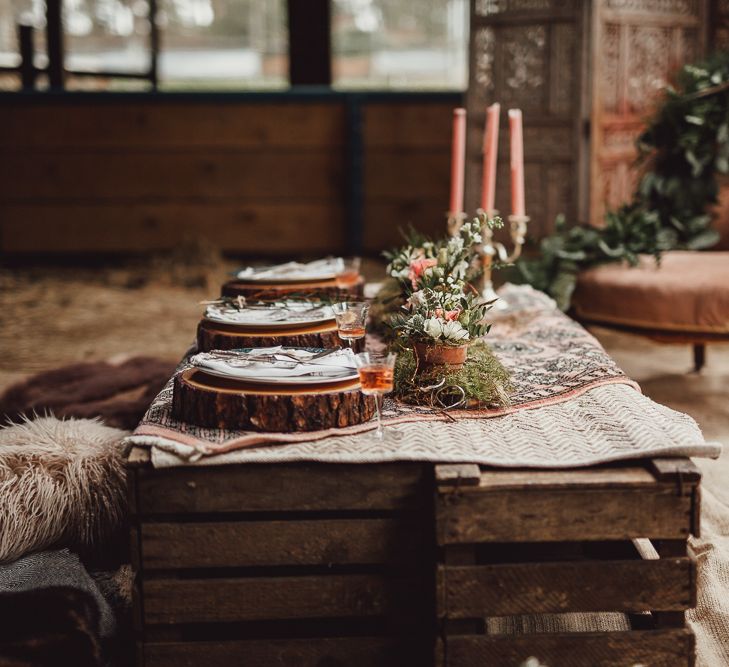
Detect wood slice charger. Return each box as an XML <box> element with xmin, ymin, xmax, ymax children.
<box><xmin>197</xmin><ymin>318</ymin><xmax>346</xmax><ymax>352</ymax></box>
<box><xmin>221</xmin><ymin>274</ymin><xmax>365</xmax><ymax>300</ymax></box>
<box><xmin>173</xmin><ymin>368</ymin><xmax>376</xmax><ymax>432</ymax></box>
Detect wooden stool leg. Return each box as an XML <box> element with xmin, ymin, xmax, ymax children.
<box><xmin>693</xmin><ymin>344</ymin><xmax>706</xmax><ymax>373</ymax></box>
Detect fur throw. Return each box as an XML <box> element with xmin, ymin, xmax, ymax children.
<box><xmin>0</xmin><ymin>417</ymin><xmax>128</xmax><ymax>564</ymax></box>
<box><xmin>0</xmin><ymin>356</ymin><xmax>176</xmax><ymax>430</ymax></box>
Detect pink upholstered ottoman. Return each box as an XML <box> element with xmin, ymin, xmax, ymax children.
<box><xmin>572</xmin><ymin>251</ymin><xmax>729</xmax><ymax>370</ymax></box>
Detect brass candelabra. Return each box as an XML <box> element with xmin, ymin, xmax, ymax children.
<box><xmin>448</xmin><ymin>209</ymin><xmax>529</xmax><ymax>309</ymax></box>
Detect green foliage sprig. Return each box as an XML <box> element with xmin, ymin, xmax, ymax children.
<box><xmin>517</xmin><ymin>52</ymin><xmax>729</xmax><ymax>310</ymax></box>
<box><xmin>378</xmin><ymin>217</ymin><xmax>500</xmax><ymax>346</ymax></box>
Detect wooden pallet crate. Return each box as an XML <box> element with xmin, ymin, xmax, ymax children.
<box><xmin>434</xmin><ymin>460</ymin><xmax>701</xmax><ymax>667</ymax></box>
<box><xmin>127</xmin><ymin>447</ymin><xmax>434</xmax><ymax>667</ymax></box>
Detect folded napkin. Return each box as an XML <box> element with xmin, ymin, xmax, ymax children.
<box><xmin>236</xmin><ymin>258</ymin><xmax>345</xmax><ymax>281</ymax></box>
<box><xmin>205</xmin><ymin>302</ymin><xmax>333</xmax><ymax>326</ymax></box>
<box><xmin>190</xmin><ymin>347</ymin><xmax>357</xmax><ymax>380</ymax></box>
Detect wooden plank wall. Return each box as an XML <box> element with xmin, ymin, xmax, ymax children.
<box><xmin>0</xmin><ymin>97</ymin><xmax>455</xmax><ymax>257</ymax></box>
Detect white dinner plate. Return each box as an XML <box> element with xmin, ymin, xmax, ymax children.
<box><xmin>196</xmin><ymin>366</ymin><xmax>359</xmax><ymax>386</ymax></box>
<box><xmin>236</xmin><ymin>259</ymin><xmax>344</xmax><ymax>283</ymax></box>
<box><xmin>204</xmin><ymin>303</ymin><xmax>335</xmax><ymax>328</ymax></box>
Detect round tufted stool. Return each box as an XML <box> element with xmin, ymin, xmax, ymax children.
<box><xmin>572</xmin><ymin>251</ymin><xmax>729</xmax><ymax>371</ymax></box>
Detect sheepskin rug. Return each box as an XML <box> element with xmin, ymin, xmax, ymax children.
<box><xmin>0</xmin><ymin>417</ymin><xmax>129</xmax><ymax>564</ymax></box>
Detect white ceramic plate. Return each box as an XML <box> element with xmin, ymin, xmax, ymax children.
<box><xmin>236</xmin><ymin>259</ymin><xmax>344</xmax><ymax>283</ymax></box>
<box><xmin>197</xmin><ymin>366</ymin><xmax>359</xmax><ymax>386</ymax></box>
<box><xmin>191</xmin><ymin>347</ymin><xmax>359</xmax><ymax>386</ymax></box>
<box><xmin>204</xmin><ymin>304</ymin><xmax>335</xmax><ymax>328</ymax></box>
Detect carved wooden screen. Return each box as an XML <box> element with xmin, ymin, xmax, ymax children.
<box><xmin>465</xmin><ymin>1</ymin><xmax>587</xmax><ymax>240</ymax></box>
<box><xmin>590</xmin><ymin>0</ymin><xmax>708</xmax><ymax>225</ymax></box>
<box><xmin>710</xmin><ymin>0</ymin><xmax>729</xmax><ymax>49</ymax></box>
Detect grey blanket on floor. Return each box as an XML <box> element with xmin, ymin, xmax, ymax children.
<box><xmin>0</xmin><ymin>548</ymin><xmax>116</xmax><ymax>639</ymax></box>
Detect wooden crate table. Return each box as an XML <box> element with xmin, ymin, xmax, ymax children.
<box><xmin>435</xmin><ymin>460</ymin><xmax>701</xmax><ymax>667</ymax></box>
<box><xmin>127</xmin><ymin>448</ymin><xmax>435</xmax><ymax>667</ymax></box>
<box><xmin>128</xmin><ymin>450</ymin><xmax>701</xmax><ymax>667</ymax></box>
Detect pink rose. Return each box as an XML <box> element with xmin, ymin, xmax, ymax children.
<box><xmin>445</xmin><ymin>309</ymin><xmax>461</xmax><ymax>321</ymax></box>
<box><xmin>408</xmin><ymin>258</ymin><xmax>438</xmax><ymax>288</ymax></box>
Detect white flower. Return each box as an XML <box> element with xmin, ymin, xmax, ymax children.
<box><xmin>447</xmin><ymin>236</ymin><xmax>465</xmax><ymax>253</ymax></box>
<box><xmin>441</xmin><ymin>320</ymin><xmax>470</xmax><ymax>342</ymax></box>
<box><xmin>452</xmin><ymin>260</ymin><xmax>469</xmax><ymax>279</ymax></box>
<box><xmin>424</xmin><ymin>317</ymin><xmax>443</xmax><ymax>340</ymax></box>
<box><xmin>408</xmin><ymin>290</ymin><xmax>427</xmax><ymax>308</ymax></box>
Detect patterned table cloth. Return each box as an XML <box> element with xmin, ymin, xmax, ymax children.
<box><xmin>126</xmin><ymin>285</ymin><xmax>721</xmax><ymax>468</ymax></box>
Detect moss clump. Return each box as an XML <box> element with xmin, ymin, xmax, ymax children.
<box><xmin>393</xmin><ymin>339</ymin><xmax>512</xmax><ymax>409</ymax></box>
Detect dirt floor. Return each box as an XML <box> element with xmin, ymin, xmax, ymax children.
<box><xmin>1</xmin><ymin>254</ymin><xmax>728</xmax><ymax>447</ymax></box>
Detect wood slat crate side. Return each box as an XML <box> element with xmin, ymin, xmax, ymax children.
<box><xmin>0</xmin><ymin>151</ymin><xmax>342</xmax><ymax>201</ymax></box>
<box><xmin>363</xmin><ymin>103</ymin><xmax>454</xmax><ymax>148</ymax></box>
<box><xmin>0</xmin><ymin>103</ymin><xmax>345</xmax><ymax>150</ymax></box>
<box><xmin>444</xmin><ymin>628</ymin><xmax>695</xmax><ymax>667</ymax></box>
<box><xmin>473</xmin><ymin>466</ymin><xmax>659</xmax><ymax>490</ymax></box>
<box><xmin>435</xmin><ymin>464</ymin><xmax>481</xmax><ymax>487</ymax></box>
<box><xmin>137</xmin><ymin>463</ymin><xmax>428</xmax><ymax>514</ymax></box>
<box><xmin>143</xmin><ymin>574</ymin><xmax>410</xmax><ymax>624</ymax></box>
<box><xmin>438</xmin><ymin>557</ymin><xmax>694</xmax><ymax>617</ymax></box>
<box><xmin>144</xmin><ymin>637</ymin><xmax>421</xmax><ymax>667</ymax></box>
<box><xmin>0</xmin><ymin>202</ymin><xmax>344</xmax><ymax>255</ymax></box>
<box><xmin>141</xmin><ymin>518</ymin><xmax>421</xmax><ymax>569</ymax></box>
<box><xmin>436</xmin><ymin>487</ymin><xmax>693</xmax><ymax>544</ymax></box>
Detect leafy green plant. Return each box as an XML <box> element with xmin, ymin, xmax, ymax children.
<box><xmin>378</xmin><ymin>216</ymin><xmax>499</xmax><ymax>345</ymax></box>
<box><xmin>389</xmin><ymin>286</ymin><xmax>494</xmax><ymax>346</ymax></box>
<box><xmin>517</xmin><ymin>51</ymin><xmax>729</xmax><ymax>310</ymax></box>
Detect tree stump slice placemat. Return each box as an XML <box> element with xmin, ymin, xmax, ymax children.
<box><xmin>172</xmin><ymin>368</ymin><xmax>375</xmax><ymax>432</ymax></box>
<box><xmin>221</xmin><ymin>276</ymin><xmax>365</xmax><ymax>300</ymax></box>
<box><xmin>196</xmin><ymin>319</ymin><xmax>351</xmax><ymax>352</ymax></box>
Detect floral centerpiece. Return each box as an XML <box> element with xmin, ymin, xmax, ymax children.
<box><xmin>390</xmin><ymin>284</ymin><xmax>493</xmax><ymax>371</ymax></box>
<box><xmin>377</xmin><ymin>217</ymin><xmax>499</xmax><ymax>374</ymax></box>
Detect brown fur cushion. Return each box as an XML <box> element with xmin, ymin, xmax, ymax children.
<box><xmin>0</xmin><ymin>356</ymin><xmax>176</xmax><ymax>430</ymax></box>
<box><xmin>0</xmin><ymin>417</ymin><xmax>128</xmax><ymax>564</ymax></box>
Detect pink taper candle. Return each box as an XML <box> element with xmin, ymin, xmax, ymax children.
<box><xmin>449</xmin><ymin>108</ymin><xmax>467</xmax><ymax>215</ymax></box>
<box><xmin>481</xmin><ymin>103</ymin><xmax>500</xmax><ymax>213</ymax></box>
<box><xmin>509</xmin><ymin>108</ymin><xmax>525</xmax><ymax>217</ymax></box>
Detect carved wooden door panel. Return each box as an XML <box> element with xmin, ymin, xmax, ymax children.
<box><xmin>465</xmin><ymin>0</ymin><xmax>587</xmax><ymax>241</ymax></box>
<box><xmin>590</xmin><ymin>0</ymin><xmax>708</xmax><ymax>225</ymax></box>
<box><xmin>709</xmin><ymin>0</ymin><xmax>729</xmax><ymax>49</ymax></box>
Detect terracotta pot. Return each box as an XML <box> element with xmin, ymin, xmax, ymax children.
<box><xmin>412</xmin><ymin>341</ymin><xmax>468</xmax><ymax>373</ymax></box>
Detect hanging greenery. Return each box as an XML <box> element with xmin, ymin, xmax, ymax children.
<box><xmin>517</xmin><ymin>51</ymin><xmax>729</xmax><ymax>311</ymax></box>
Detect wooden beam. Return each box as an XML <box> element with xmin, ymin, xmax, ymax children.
<box><xmin>287</xmin><ymin>0</ymin><xmax>331</xmax><ymax>86</ymax></box>
<box><xmin>45</xmin><ymin>0</ymin><xmax>64</xmax><ymax>89</ymax></box>
<box><xmin>18</xmin><ymin>24</ymin><xmax>36</xmax><ymax>91</ymax></box>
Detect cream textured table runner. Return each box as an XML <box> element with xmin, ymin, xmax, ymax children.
<box><xmin>126</xmin><ymin>285</ymin><xmax>721</xmax><ymax>468</ymax></box>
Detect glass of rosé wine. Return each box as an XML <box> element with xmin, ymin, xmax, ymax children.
<box><xmin>335</xmin><ymin>256</ymin><xmax>361</xmax><ymax>289</ymax></box>
<box><xmin>354</xmin><ymin>351</ymin><xmax>398</xmax><ymax>441</ymax></box>
<box><xmin>332</xmin><ymin>301</ymin><xmax>369</xmax><ymax>348</ymax></box>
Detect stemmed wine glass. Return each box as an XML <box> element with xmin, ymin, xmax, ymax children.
<box><xmin>332</xmin><ymin>301</ymin><xmax>369</xmax><ymax>348</ymax></box>
<box><xmin>354</xmin><ymin>351</ymin><xmax>398</xmax><ymax>441</ymax></box>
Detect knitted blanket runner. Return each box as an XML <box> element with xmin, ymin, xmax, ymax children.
<box><xmin>126</xmin><ymin>285</ymin><xmax>721</xmax><ymax>467</ymax></box>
